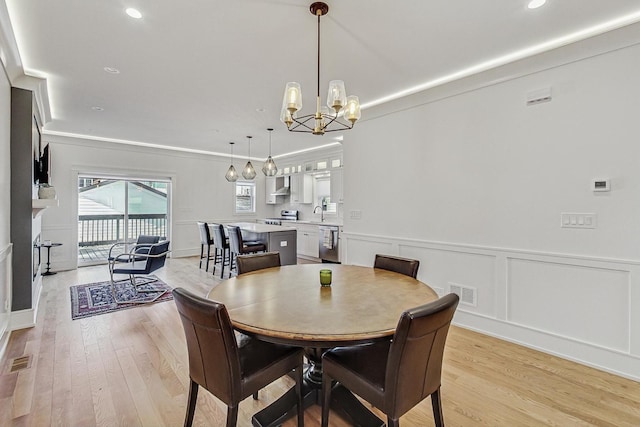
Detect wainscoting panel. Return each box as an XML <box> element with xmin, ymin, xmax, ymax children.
<box><xmin>507</xmin><ymin>258</ymin><xmax>630</xmax><ymax>352</ymax></box>
<box><xmin>399</xmin><ymin>245</ymin><xmax>496</xmax><ymax>317</ymax></box>
<box><xmin>41</xmin><ymin>224</ymin><xmax>76</xmax><ymax>271</ymax></box>
<box><xmin>343</xmin><ymin>234</ymin><xmax>394</xmax><ymax>267</ymax></box>
<box><xmin>342</xmin><ymin>231</ymin><xmax>640</xmax><ymax>380</ymax></box>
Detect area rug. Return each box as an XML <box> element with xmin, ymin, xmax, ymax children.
<box><xmin>70</xmin><ymin>276</ymin><xmax>173</xmax><ymax>320</ymax></box>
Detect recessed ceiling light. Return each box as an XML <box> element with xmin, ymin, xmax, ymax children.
<box><xmin>125</xmin><ymin>8</ymin><xmax>142</xmax><ymax>19</ymax></box>
<box><xmin>256</xmin><ymin>108</ymin><xmax>266</xmax><ymax>113</ymax></box>
<box><xmin>103</xmin><ymin>67</ymin><xmax>120</xmax><ymax>74</ymax></box>
<box><xmin>91</xmin><ymin>106</ymin><xmax>104</xmax><ymax>111</ymax></box>
<box><xmin>528</xmin><ymin>0</ymin><xmax>547</xmax><ymax>9</ymax></box>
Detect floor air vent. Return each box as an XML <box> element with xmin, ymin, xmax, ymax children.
<box><xmin>448</xmin><ymin>283</ymin><xmax>477</xmax><ymax>307</ymax></box>
<box><xmin>9</xmin><ymin>355</ymin><xmax>32</xmax><ymax>373</ymax></box>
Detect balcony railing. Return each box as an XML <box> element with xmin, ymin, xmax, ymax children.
<box><xmin>78</xmin><ymin>213</ymin><xmax>167</xmax><ymax>247</ymax></box>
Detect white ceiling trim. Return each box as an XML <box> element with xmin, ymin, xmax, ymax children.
<box><xmin>361</xmin><ymin>8</ymin><xmax>640</xmax><ymax>111</ymax></box>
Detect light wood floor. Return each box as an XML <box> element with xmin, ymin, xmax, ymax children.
<box><xmin>1</xmin><ymin>257</ymin><xmax>639</xmax><ymax>426</ymax></box>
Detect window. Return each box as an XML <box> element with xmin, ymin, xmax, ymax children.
<box><xmin>314</xmin><ymin>176</ymin><xmax>336</xmax><ymax>214</ymax></box>
<box><xmin>235</xmin><ymin>181</ymin><xmax>256</xmax><ymax>213</ymax></box>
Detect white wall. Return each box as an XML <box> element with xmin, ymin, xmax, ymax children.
<box><xmin>0</xmin><ymin>62</ymin><xmax>11</xmax><ymax>357</ymax></box>
<box><xmin>41</xmin><ymin>135</ymin><xmax>273</xmax><ymax>270</ymax></box>
<box><xmin>342</xmin><ymin>26</ymin><xmax>640</xmax><ymax>380</ymax></box>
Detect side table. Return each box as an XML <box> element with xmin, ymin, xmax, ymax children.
<box><xmin>40</xmin><ymin>242</ymin><xmax>62</xmax><ymax>276</ymax></box>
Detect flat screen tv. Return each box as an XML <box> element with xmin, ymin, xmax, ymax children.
<box><xmin>32</xmin><ymin>115</ymin><xmax>41</xmax><ymax>184</ymax></box>
<box><xmin>39</xmin><ymin>143</ymin><xmax>50</xmax><ymax>184</ymax></box>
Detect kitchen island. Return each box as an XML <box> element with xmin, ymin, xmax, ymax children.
<box><xmin>228</xmin><ymin>222</ymin><xmax>298</xmax><ymax>265</ymax></box>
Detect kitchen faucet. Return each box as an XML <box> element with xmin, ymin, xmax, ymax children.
<box><xmin>313</xmin><ymin>205</ymin><xmax>325</xmax><ymax>222</ymax></box>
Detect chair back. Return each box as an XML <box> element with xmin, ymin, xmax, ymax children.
<box><xmin>236</xmin><ymin>252</ymin><xmax>281</xmax><ymax>275</ymax></box>
<box><xmin>134</xmin><ymin>235</ymin><xmax>160</xmax><ymax>257</ymax></box>
<box><xmin>197</xmin><ymin>222</ymin><xmax>212</xmax><ymax>245</ymax></box>
<box><xmin>144</xmin><ymin>240</ymin><xmax>170</xmax><ymax>273</ymax></box>
<box><xmin>172</xmin><ymin>288</ymin><xmax>241</xmax><ymax>405</ymax></box>
<box><xmin>227</xmin><ymin>226</ymin><xmax>242</xmax><ymax>254</ymax></box>
<box><xmin>374</xmin><ymin>254</ymin><xmax>420</xmax><ymax>279</ymax></box>
<box><xmin>211</xmin><ymin>223</ymin><xmax>228</xmax><ymax>250</ymax></box>
<box><xmin>384</xmin><ymin>293</ymin><xmax>459</xmax><ymax>417</ymax></box>
<box><xmin>137</xmin><ymin>235</ymin><xmax>160</xmax><ymax>245</ymax></box>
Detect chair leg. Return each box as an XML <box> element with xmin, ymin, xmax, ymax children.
<box><xmin>253</xmin><ymin>391</ymin><xmax>258</xmax><ymax>400</ymax></box>
<box><xmin>295</xmin><ymin>365</ymin><xmax>304</xmax><ymax>427</ymax></box>
<box><xmin>205</xmin><ymin>245</ymin><xmax>211</xmax><ymax>272</ymax></box>
<box><xmin>220</xmin><ymin>248</ymin><xmax>227</xmax><ymax>279</ymax></box>
<box><xmin>226</xmin><ymin>404</ymin><xmax>239</xmax><ymax>427</ymax></box>
<box><xmin>321</xmin><ymin>372</ymin><xmax>331</xmax><ymax>427</ymax></box>
<box><xmin>212</xmin><ymin>247</ymin><xmax>218</xmax><ymax>275</ymax></box>
<box><xmin>431</xmin><ymin>387</ymin><xmax>444</xmax><ymax>427</ymax></box>
<box><xmin>184</xmin><ymin>379</ymin><xmax>199</xmax><ymax>427</ymax></box>
<box><xmin>199</xmin><ymin>244</ymin><xmax>204</xmax><ymax>269</ymax></box>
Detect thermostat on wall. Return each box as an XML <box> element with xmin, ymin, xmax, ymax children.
<box><xmin>592</xmin><ymin>179</ymin><xmax>610</xmax><ymax>192</ymax></box>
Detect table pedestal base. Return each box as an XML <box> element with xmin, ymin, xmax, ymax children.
<box><xmin>251</xmin><ymin>348</ymin><xmax>384</xmax><ymax>427</ymax></box>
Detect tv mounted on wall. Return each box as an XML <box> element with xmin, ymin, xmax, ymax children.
<box><xmin>32</xmin><ymin>115</ymin><xmax>41</xmax><ymax>184</ymax></box>
<box><xmin>39</xmin><ymin>143</ymin><xmax>50</xmax><ymax>184</ymax></box>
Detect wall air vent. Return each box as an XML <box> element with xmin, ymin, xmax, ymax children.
<box><xmin>526</xmin><ymin>87</ymin><xmax>552</xmax><ymax>106</ymax></box>
<box><xmin>448</xmin><ymin>283</ymin><xmax>477</xmax><ymax>307</ymax></box>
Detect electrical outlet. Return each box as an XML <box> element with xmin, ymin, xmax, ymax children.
<box><xmin>349</xmin><ymin>210</ymin><xmax>362</xmax><ymax>220</ymax></box>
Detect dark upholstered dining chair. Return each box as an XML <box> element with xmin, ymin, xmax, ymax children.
<box><xmin>211</xmin><ymin>223</ymin><xmax>231</xmax><ymax>278</ymax></box>
<box><xmin>227</xmin><ymin>226</ymin><xmax>266</xmax><ymax>274</ymax></box>
<box><xmin>197</xmin><ymin>222</ymin><xmax>215</xmax><ymax>271</ymax></box>
<box><xmin>374</xmin><ymin>254</ymin><xmax>420</xmax><ymax>279</ymax></box>
<box><xmin>172</xmin><ymin>288</ymin><xmax>305</xmax><ymax>427</ymax></box>
<box><xmin>321</xmin><ymin>293</ymin><xmax>459</xmax><ymax>427</ymax></box>
<box><xmin>236</xmin><ymin>252</ymin><xmax>281</xmax><ymax>275</ymax></box>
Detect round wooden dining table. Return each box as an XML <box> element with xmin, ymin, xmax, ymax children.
<box><xmin>207</xmin><ymin>263</ymin><xmax>439</xmax><ymax>427</ymax></box>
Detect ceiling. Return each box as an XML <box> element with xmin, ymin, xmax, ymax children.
<box><xmin>5</xmin><ymin>0</ymin><xmax>640</xmax><ymax>159</ymax></box>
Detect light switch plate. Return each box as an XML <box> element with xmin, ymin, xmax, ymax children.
<box><xmin>561</xmin><ymin>213</ymin><xmax>597</xmax><ymax>229</ymax></box>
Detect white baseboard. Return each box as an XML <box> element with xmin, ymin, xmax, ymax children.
<box><xmin>9</xmin><ymin>307</ymin><xmax>36</xmax><ymax>330</ymax></box>
<box><xmin>10</xmin><ymin>280</ymin><xmax>42</xmax><ymax>331</ymax></box>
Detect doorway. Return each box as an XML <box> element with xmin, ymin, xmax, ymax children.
<box><xmin>77</xmin><ymin>176</ymin><xmax>170</xmax><ymax>266</ymax></box>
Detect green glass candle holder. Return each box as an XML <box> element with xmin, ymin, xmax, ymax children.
<box><xmin>319</xmin><ymin>269</ymin><xmax>332</xmax><ymax>286</ymax></box>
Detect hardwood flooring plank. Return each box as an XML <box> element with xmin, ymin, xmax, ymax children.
<box><xmin>0</xmin><ymin>257</ymin><xmax>638</xmax><ymax>426</ymax></box>
<box><xmin>115</xmin><ymin>347</ymin><xmax>165</xmax><ymax>426</ymax></box>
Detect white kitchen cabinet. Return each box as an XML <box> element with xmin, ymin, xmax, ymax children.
<box><xmin>265</xmin><ymin>176</ymin><xmax>276</xmax><ymax>204</ymax></box>
<box><xmin>290</xmin><ymin>174</ymin><xmax>313</xmax><ymax>204</ymax></box>
<box><xmin>295</xmin><ymin>224</ymin><xmax>319</xmax><ymax>258</ymax></box>
<box><xmin>330</xmin><ymin>169</ymin><xmax>343</xmax><ymax>204</ymax></box>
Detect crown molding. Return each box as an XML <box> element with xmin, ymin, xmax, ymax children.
<box><xmin>0</xmin><ymin>1</ymin><xmax>51</xmax><ymax>124</ymax></box>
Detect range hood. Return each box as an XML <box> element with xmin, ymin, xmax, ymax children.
<box><xmin>271</xmin><ymin>186</ymin><xmax>290</xmax><ymax>196</ymax></box>
<box><xmin>270</xmin><ymin>176</ymin><xmax>290</xmax><ymax>196</ymax></box>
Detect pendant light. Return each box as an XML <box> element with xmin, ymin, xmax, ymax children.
<box><xmin>242</xmin><ymin>136</ymin><xmax>257</xmax><ymax>180</ymax></box>
<box><xmin>225</xmin><ymin>142</ymin><xmax>238</xmax><ymax>182</ymax></box>
<box><xmin>262</xmin><ymin>128</ymin><xmax>278</xmax><ymax>176</ymax></box>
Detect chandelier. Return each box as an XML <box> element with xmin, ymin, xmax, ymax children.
<box><xmin>280</xmin><ymin>2</ymin><xmax>361</xmax><ymax>135</ymax></box>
